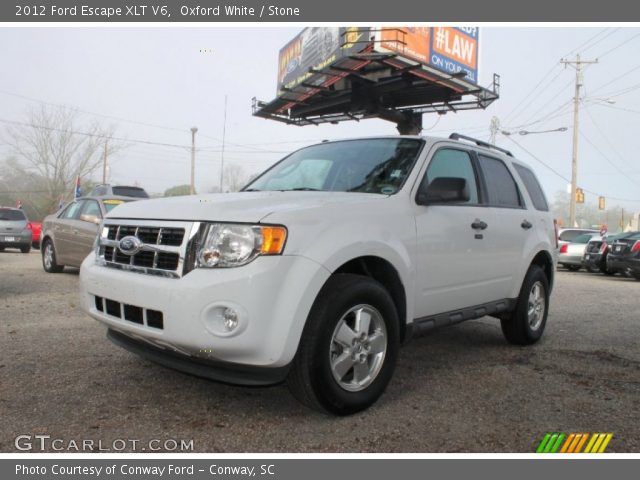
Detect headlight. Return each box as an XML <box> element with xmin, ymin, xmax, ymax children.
<box><xmin>196</xmin><ymin>223</ymin><xmax>287</xmax><ymax>268</ymax></box>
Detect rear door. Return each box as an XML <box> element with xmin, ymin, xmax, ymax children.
<box><xmin>474</xmin><ymin>154</ymin><xmax>530</xmax><ymax>300</ymax></box>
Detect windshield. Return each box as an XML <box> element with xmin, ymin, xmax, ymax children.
<box><xmin>112</xmin><ymin>186</ymin><xmax>149</xmax><ymax>198</ymax></box>
<box><xmin>102</xmin><ymin>199</ymin><xmax>129</xmax><ymax>213</ymax></box>
<box><xmin>245</xmin><ymin>138</ymin><xmax>424</xmax><ymax>195</ymax></box>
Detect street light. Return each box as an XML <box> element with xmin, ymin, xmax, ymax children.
<box><xmin>190</xmin><ymin>126</ymin><xmax>198</xmax><ymax>195</ymax></box>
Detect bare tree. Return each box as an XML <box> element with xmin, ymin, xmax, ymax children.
<box><xmin>223</xmin><ymin>164</ymin><xmax>250</xmax><ymax>192</ymax></box>
<box><xmin>2</xmin><ymin>105</ymin><xmax>118</xmax><ymax>212</ymax></box>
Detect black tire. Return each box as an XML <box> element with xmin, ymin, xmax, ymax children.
<box><xmin>42</xmin><ymin>239</ymin><xmax>64</xmax><ymax>273</ymax></box>
<box><xmin>586</xmin><ymin>265</ymin><xmax>600</xmax><ymax>274</ymax></box>
<box><xmin>287</xmin><ymin>273</ymin><xmax>400</xmax><ymax>415</ymax></box>
<box><xmin>0</xmin><ymin>247</ymin><xmax>4</xmax><ymax>252</ymax></box>
<box><xmin>501</xmin><ymin>265</ymin><xmax>549</xmax><ymax>345</ymax></box>
<box><xmin>567</xmin><ymin>265</ymin><xmax>581</xmax><ymax>272</ymax></box>
<box><xmin>21</xmin><ymin>245</ymin><xmax>31</xmax><ymax>254</ymax></box>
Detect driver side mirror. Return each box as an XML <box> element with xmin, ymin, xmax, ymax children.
<box><xmin>416</xmin><ymin>177</ymin><xmax>470</xmax><ymax>205</ymax></box>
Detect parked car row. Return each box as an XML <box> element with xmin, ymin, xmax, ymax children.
<box><xmin>557</xmin><ymin>227</ymin><xmax>640</xmax><ymax>280</ymax></box>
<box><xmin>2</xmin><ymin>185</ymin><xmax>149</xmax><ymax>272</ymax></box>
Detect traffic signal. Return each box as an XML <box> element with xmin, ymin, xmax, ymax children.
<box><xmin>598</xmin><ymin>196</ymin><xmax>605</xmax><ymax>210</ymax></box>
<box><xmin>576</xmin><ymin>188</ymin><xmax>585</xmax><ymax>204</ymax></box>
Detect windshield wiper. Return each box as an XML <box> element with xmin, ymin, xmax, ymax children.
<box><xmin>288</xmin><ymin>187</ymin><xmax>320</xmax><ymax>191</ymax></box>
<box><xmin>242</xmin><ymin>188</ymin><xmax>261</xmax><ymax>192</ymax></box>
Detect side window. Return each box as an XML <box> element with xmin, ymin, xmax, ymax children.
<box><xmin>80</xmin><ymin>200</ymin><xmax>102</xmax><ymax>220</ymax></box>
<box><xmin>60</xmin><ymin>201</ymin><xmax>83</xmax><ymax>220</ymax></box>
<box><xmin>477</xmin><ymin>155</ymin><xmax>522</xmax><ymax>208</ymax></box>
<box><xmin>422</xmin><ymin>148</ymin><xmax>479</xmax><ymax>204</ymax></box>
<box><xmin>513</xmin><ymin>164</ymin><xmax>549</xmax><ymax>211</ymax></box>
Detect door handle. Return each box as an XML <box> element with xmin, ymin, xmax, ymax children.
<box><xmin>471</xmin><ymin>220</ymin><xmax>488</xmax><ymax>230</ymax></box>
<box><xmin>521</xmin><ymin>220</ymin><xmax>533</xmax><ymax>230</ymax></box>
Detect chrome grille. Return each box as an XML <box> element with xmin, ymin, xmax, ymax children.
<box><xmin>97</xmin><ymin>220</ymin><xmax>196</xmax><ymax>278</ymax></box>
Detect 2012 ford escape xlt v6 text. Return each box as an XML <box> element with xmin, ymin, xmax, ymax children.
<box><xmin>80</xmin><ymin>134</ymin><xmax>558</xmax><ymax>415</ymax></box>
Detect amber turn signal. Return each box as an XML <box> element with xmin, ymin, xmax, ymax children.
<box><xmin>260</xmin><ymin>226</ymin><xmax>287</xmax><ymax>255</ymax></box>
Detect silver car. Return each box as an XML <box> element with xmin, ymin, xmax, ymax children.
<box><xmin>0</xmin><ymin>207</ymin><xmax>32</xmax><ymax>253</ymax></box>
<box><xmin>40</xmin><ymin>196</ymin><xmax>133</xmax><ymax>272</ymax></box>
<box><xmin>558</xmin><ymin>232</ymin><xmax>599</xmax><ymax>271</ymax></box>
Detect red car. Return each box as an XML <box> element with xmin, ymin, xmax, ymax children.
<box><xmin>27</xmin><ymin>221</ymin><xmax>42</xmax><ymax>249</ymax></box>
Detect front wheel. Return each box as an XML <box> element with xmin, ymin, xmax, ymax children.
<box><xmin>287</xmin><ymin>274</ymin><xmax>400</xmax><ymax>415</ymax></box>
<box><xmin>501</xmin><ymin>265</ymin><xmax>549</xmax><ymax>345</ymax></box>
<box><xmin>42</xmin><ymin>239</ymin><xmax>64</xmax><ymax>273</ymax></box>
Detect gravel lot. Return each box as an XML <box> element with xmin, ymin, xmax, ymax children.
<box><xmin>1</xmin><ymin>251</ymin><xmax>639</xmax><ymax>453</ymax></box>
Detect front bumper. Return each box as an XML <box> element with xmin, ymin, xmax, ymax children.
<box><xmin>80</xmin><ymin>253</ymin><xmax>330</xmax><ymax>370</ymax></box>
<box><xmin>107</xmin><ymin>329</ymin><xmax>290</xmax><ymax>386</ymax></box>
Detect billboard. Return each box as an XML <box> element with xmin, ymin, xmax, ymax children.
<box><xmin>430</xmin><ymin>27</ymin><xmax>478</xmax><ymax>83</ymax></box>
<box><xmin>379</xmin><ymin>27</ymin><xmax>430</xmax><ymax>64</ymax></box>
<box><xmin>377</xmin><ymin>27</ymin><xmax>479</xmax><ymax>84</ymax></box>
<box><xmin>277</xmin><ymin>27</ymin><xmax>369</xmax><ymax>92</ymax></box>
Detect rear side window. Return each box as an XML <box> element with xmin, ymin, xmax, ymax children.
<box><xmin>514</xmin><ymin>164</ymin><xmax>549</xmax><ymax>211</ymax></box>
<box><xmin>478</xmin><ymin>155</ymin><xmax>522</xmax><ymax>208</ymax></box>
<box><xmin>0</xmin><ymin>208</ymin><xmax>26</xmax><ymax>221</ymax></box>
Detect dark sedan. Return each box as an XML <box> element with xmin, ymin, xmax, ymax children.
<box><xmin>583</xmin><ymin>232</ymin><xmax>638</xmax><ymax>275</ymax></box>
<box><xmin>606</xmin><ymin>232</ymin><xmax>640</xmax><ymax>280</ymax></box>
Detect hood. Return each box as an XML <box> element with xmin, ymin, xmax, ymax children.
<box><xmin>105</xmin><ymin>191</ymin><xmax>388</xmax><ymax>223</ymax></box>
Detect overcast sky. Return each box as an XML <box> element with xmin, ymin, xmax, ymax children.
<box><xmin>1</xmin><ymin>26</ymin><xmax>639</xmax><ymax>210</ymax></box>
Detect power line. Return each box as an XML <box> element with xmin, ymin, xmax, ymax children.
<box><xmin>595</xmin><ymin>31</ymin><xmax>640</xmax><ymax>59</ymax></box>
<box><xmin>503</xmin><ymin>28</ymin><xmax>614</xmax><ymax>126</ymax></box>
<box><xmin>503</xmin><ymin>134</ymin><xmax>640</xmax><ymax>204</ymax></box>
<box><xmin>579</xmin><ymin>131</ymin><xmax>640</xmax><ymax>189</ymax></box>
<box><xmin>0</xmin><ymin>89</ymin><xmax>190</xmax><ymax>134</ymax></box>
<box><xmin>590</xmin><ymin>62</ymin><xmax>640</xmax><ymax>94</ymax></box>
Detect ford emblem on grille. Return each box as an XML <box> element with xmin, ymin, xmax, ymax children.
<box><xmin>118</xmin><ymin>236</ymin><xmax>143</xmax><ymax>255</ymax></box>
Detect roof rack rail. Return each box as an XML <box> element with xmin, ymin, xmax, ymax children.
<box><xmin>449</xmin><ymin>133</ymin><xmax>513</xmax><ymax>157</ymax></box>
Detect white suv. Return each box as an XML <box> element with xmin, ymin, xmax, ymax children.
<box><xmin>80</xmin><ymin>134</ymin><xmax>558</xmax><ymax>415</ymax></box>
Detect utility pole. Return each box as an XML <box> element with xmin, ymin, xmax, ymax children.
<box><xmin>560</xmin><ymin>54</ymin><xmax>598</xmax><ymax>227</ymax></box>
<box><xmin>190</xmin><ymin>127</ymin><xmax>198</xmax><ymax>195</ymax></box>
<box><xmin>102</xmin><ymin>139</ymin><xmax>108</xmax><ymax>184</ymax></box>
<box><xmin>219</xmin><ymin>95</ymin><xmax>228</xmax><ymax>193</ymax></box>
<box><xmin>489</xmin><ymin>116</ymin><xmax>500</xmax><ymax>144</ymax></box>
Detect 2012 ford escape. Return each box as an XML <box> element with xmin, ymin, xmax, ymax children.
<box><xmin>80</xmin><ymin>134</ymin><xmax>558</xmax><ymax>415</ymax></box>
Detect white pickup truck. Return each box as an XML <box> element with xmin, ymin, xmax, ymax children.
<box><xmin>80</xmin><ymin>134</ymin><xmax>557</xmax><ymax>415</ymax></box>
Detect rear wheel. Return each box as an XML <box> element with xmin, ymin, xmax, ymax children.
<box><xmin>21</xmin><ymin>245</ymin><xmax>31</xmax><ymax>254</ymax></box>
<box><xmin>567</xmin><ymin>265</ymin><xmax>581</xmax><ymax>272</ymax></box>
<box><xmin>42</xmin><ymin>239</ymin><xmax>64</xmax><ymax>273</ymax></box>
<box><xmin>501</xmin><ymin>265</ymin><xmax>549</xmax><ymax>345</ymax></box>
<box><xmin>0</xmin><ymin>247</ymin><xmax>4</xmax><ymax>252</ymax></box>
<box><xmin>287</xmin><ymin>274</ymin><xmax>400</xmax><ymax>415</ymax></box>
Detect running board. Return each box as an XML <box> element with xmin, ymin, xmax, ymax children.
<box><xmin>411</xmin><ymin>298</ymin><xmax>516</xmax><ymax>337</ymax></box>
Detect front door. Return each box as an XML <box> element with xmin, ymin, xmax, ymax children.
<box><xmin>413</xmin><ymin>146</ymin><xmax>500</xmax><ymax>318</ymax></box>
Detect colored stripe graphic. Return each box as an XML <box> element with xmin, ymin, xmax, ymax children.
<box><xmin>537</xmin><ymin>433</ymin><xmax>613</xmax><ymax>453</ymax></box>
<box><xmin>536</xmin><ymin>433</ymin><xmax>566</xmax><ymax>453</ymax></box>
